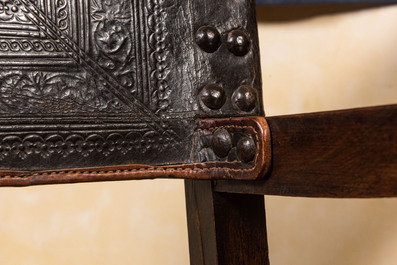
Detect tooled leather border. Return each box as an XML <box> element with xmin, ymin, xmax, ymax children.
<box><xmin>0</xmin><ymin>117</ymin><xmax>271</xmax><ymax>186</ymax></box>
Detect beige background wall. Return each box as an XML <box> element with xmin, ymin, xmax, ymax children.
<box><xmin>259</xmin><ymin>4</ymin><xmax>397</xmax><ymax>265</ymax></box>
<box><xmin>0</xmin><ymin>4</ymin><xmax>396</xmax><ymax>265</ymax></box>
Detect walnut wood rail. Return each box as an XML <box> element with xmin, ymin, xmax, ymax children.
<box><xmin>214</xmin><ymin>104</ymin><xmax>397</xmax><ymax>198</ymax></box>
<box><xmin>185</xmin><ymin>180</ymin><xmax>270</xmax><ymax>265</ymax></box>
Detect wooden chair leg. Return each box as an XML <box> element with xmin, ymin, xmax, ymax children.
<box><xmin>185</xmin><ymin>180</ymin><xmax>270</xmax><ymax>265</ymax></box>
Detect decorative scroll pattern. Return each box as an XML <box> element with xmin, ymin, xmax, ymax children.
<box><xmin>148</xmin><ymin>0</ymin><xmax>171</xmax><ymax>113</ymax></box>
<box><xmin>0</xmin><ymin>0</ymin><xmax>171</xmax><ymax>114</ymax></box>
<box><xmin>0</xmin><ymin>0</ymin><xmax>175</xmax><ymax>161</ymax></box>
<box><xmin>0</xmin><ymin>130</ymin><xmax>175</xmax><ymax>161</ymax></box>
<box><xmin>56</xmin><ymin>0</ymin><xmax>68</xmax><ymax>32</ymax></box>
<box><xmin>91</xmin><ymin>0</ymin><xmax>135</xmax><ymax>95</ymax></box>
<box><xmin>0</xmin><ymin>39</ymin><xmax>63</xmax><ymax>52</ymax></box>
<box><xmin>0</xmin><ymin>71</ymin><xmax>124</xmax><ymax>114</ymax></box>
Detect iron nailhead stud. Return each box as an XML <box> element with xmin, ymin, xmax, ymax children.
<box><xmin>195</xmin><ymin>26</ymin><xmax>221</xmax><ymax>53</ymax></box>
<box><xmin>237</xmin><ymin>136</ymin><xmax>256</xmax><ymax>163</ymax></box>
<box><xmin>212</xmin><ymin>128</ymin><xmax>232</xmax><ymax>158</ymax></box>
<box><xmin>232</xmin><ymin>85</ymin><xmax>257</xmax><ymax>112</ymax></box>
<box><xmin>227</xmin><ymin>29</ymin><xmax>250</xmax><ymax>56</ymax></box>
<box><xmin>200</xmin><ymin>84</ymin><xmax>226</xmax><ymax>110</ymax></box>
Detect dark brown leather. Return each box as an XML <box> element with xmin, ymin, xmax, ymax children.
<box><xmin>0</xmin><ymin>117</ymin><xmax>271</xmax><ymax>186</ymax></box>
<box><xmin>0</xmin><ymin>0</ymin><xmax>264</xmax><ymax>185</ymax></box>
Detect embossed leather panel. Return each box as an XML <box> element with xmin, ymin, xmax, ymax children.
<box><xmin>0</xmin><ymin>0</ymin><xmax>265</xmax><ymax>182</ymax></box>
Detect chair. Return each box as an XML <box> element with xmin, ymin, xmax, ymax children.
<box><xmin>0</xmin><ymin>0</ymin><xmax>395</xmax><ymax>264</ymax></box>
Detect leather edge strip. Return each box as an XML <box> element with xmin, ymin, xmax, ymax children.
<box><xmin>0</xmin><ymin>117</ymin><xmax>271</xmax><ymax>186</ymax></box>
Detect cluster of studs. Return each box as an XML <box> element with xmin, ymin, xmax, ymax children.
<box><xmin>195</xmin><ymin>26</ymin><xmax>257</xmax><ymax>113</ymax></box>
<box><xmin>211</xmin><ymin>128</ymin><xmax>256</xmax><ymax>163</ymax></box>
<box><xmin>195</xmin><ymin>26</ymin><xmax>250</xmax><ymax>56</ymax></box>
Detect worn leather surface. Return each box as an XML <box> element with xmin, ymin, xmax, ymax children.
<box><xmin>0</xmin><ymin>0</ymin><xmax>264</xmax><ymax>183</ymax></box>
<box><xmin>0</xmin><ymin>117</ymin><xmax>271</xmax><ymax>186</ymax></box>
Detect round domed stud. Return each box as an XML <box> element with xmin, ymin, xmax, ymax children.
<box><xmin>200</xmin><ymin>84</ymin><xmax>226</xmax><ymax>110</ymax></box>
<box><xmin>237</xmin><ymin>136</ymin><xmax>256</xmax><ymax>163</ymax></box>
<box><xmin>227</xmin><ymin>29</ymin><xmax>250</xmax><ymax>56</ymax></box>
<box><xmin>232</xmin><ymin>85</ymin><xmax>257</xmax><ymax>112</ymax></box>
<box><xmin>195</xmin><ymin>26</ymin><xmax>221</xmax><ymax>53</ymax></box>
<box><xmin>212</xmin><ymin>128</ymin><xmax>232</xmax><ymax>158</ymax></box>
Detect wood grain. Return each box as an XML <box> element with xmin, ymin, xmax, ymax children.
<box><xmin>185</xmin><ymin>180</ymin><xmax>270</xmax><ymax>265</ymax></box>
<box><xmin>215</xmin><ymin>105</ymin><xmax>397</xmax><ymax>198</ymax></box>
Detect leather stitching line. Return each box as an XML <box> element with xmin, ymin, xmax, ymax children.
<box><xmin>0</xmin><ymin>124</ymin><xmax>261</xmax><ymax>179</ymax></box>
